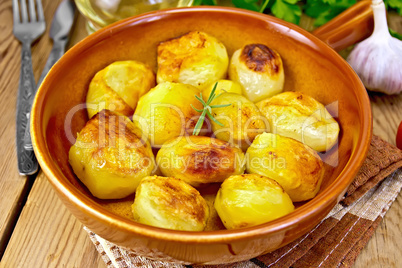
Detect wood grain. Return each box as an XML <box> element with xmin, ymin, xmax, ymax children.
<box><xmin>0</xmin><ymin>0</ymin><xmax>31</xmax><ymax>256</ymax></box>
<box><xmin>0</xmin><ymin>0</ymin><xmax>401</xmax><ymax>267</ymax></box>
<box><xmin>0</xmin><ymin>1</ymin><xmax>104</xmax><ymax>265</ymax></box>
<box><xmin>371</xmin><ymin>93</ymin><xmax>402</xmax><ymax>144</ymax></box>
<box><xmin>361</xmin><ymin>13</ymin><xmax>402</xmax><ymax>267</ymax></box>
<box><xmin>0</xmin><ymin>174</ymin><xmax>105</xmax><ymax>268</ymax></box>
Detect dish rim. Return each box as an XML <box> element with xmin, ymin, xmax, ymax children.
<box><xmin>31</xmin><ymin>6</ymin><xmax>373</xmax><ymax>243</ymax></box>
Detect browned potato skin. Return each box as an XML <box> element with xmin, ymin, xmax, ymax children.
<box><xmin>86</xmin><ymin>61</ymin><xmax>155</xmax><ymax>118</ymax></box>
<box><xmin>229</xmin><ymin>44</ymin><xmax>284</xmax><ymax>102</ymax></box>
<box><xmin>131</xmin><ymin>176</ymin><xmax>209</xmax><ymax>231</ymax></box>
<box><xmin>68</xmin><ymin>110</ymin><xmax>155</xmax><ymax>199</ymax></box>
<box><xmin>210</xmin><ymin>92</ymin><xmax>269</xmax><ymax>151</ymax></box>
<box><xmin>157</xmin><ymin>31</ymin><xmax>228</xmax><ymax>89</ymax></box>
<box><xmin>156</xmin><ymin>136</ymin><xmax>245</xmax><ymax>187</ymax></box>
<box><xmin>256</xmin><ymin>92</ymin><xmax>339</xmax><ymax>152</ymax></box>
<box><xmin>246</xmin><ymin>133</ymin><xmax>324</xmax><ymax>202</ymax></box>
<box><xmin>214</xmin><ymin>174</ymin><xmax>294</xmax><ymax>230</ymax></box>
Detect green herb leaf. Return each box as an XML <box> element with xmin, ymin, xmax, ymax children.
<box><xmin>304</xmin><ymin>0</ymin><xmax>356</xmax><ymax>26</ymax></box>
<box><xmin>386</xmin><ymin>0</ymin><xmax>402</xmax><ymax>16</ymax></box>
<box><xmin>271</xmin><ymin>0</ymin><xmax>302</xmax><ymax>25</ymax></box>
<box><xmin>192</xmin><ymin>0</ymin><xmax>203</xmax><ymax>6</ymax></box>
<box><xmin>259</xmin><ymin>0</ymin><xmax>272</xmax><ymax>12</ymax></box>
<box><xmin>191</xmin><ymin>82</ymin><xmax>231</xmax><ymax>135</ymax></box>
<box><xmin>190</xmin><ymin>104</ymin><xmax>204</xmax><ymax>113</ymax></box>
<box><xmin>195</xmin><ymin>95</ymin><xmax>207</xmax><ymax>106</ymax></box>
<box><xmin>202</xmin><ymin>0</ymin><xmax>218</xmax><ymax>5</ymax></box>
<box><xmin>322</xmin><ymin>0</ymin><xmax>336</xmax><ymax>4</ymax></box>
<box><xmin>193</xmin><ymin>109</ymin><xmax>207</xmax><ymax>136</ymax></box>
<box><xmin>283</xmin><ymin>0</ymin><xmax>299</xmax><ymax>5</ymax></box>
<box><xmin>232</xmin><ymin>0</ymin><xmax>261</xmax><ymax>12</ymax></box>
<box><xmin>304</xmin><ymin>0</ymin><xmax>330</xmax><ymax>18</ymax></box>
<box><xmin>206</xmin><ymin>109</ymin><xmax>225</xmax><ymax>126</ymax></box>
<box><xmin>210</xmin><ymin>104</ymin><xmax>232</xmax><ymax>108</ymax></box>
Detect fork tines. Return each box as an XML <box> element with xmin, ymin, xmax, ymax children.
<box><xmin>13</xmin><ymin>0</ymin><xmax>44</xmax><ymax>24</ymax></box>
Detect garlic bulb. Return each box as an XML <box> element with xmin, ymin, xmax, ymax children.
<box><xmin>347</xmin><ymin>0</ymin><xmax>402</xmax><ymax>95</ymax></box>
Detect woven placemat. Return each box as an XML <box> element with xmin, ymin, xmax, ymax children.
<box><xmin>85</xmin><ymin>135</ymin><xmax>402</xmax><ymax>267</ymax></box>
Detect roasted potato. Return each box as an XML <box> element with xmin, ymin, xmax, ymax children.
<box><xmin>131</xmin><ymin>176</ymin><xmax>209</xmax><ymax>231</ymax></box>
<box><xmin>157</xmin><ymin>31</ymin><xmax>229</xmax><ymax>89</ymax></box>
<box><xmin>246</xmin><ymin>132</ymin><xmax>325</xmax><ymax>202</ymax></box>
<box><xmin>229</xmin><ymin>44</ymin><xmax>284</xmax><ymax>102</ymax></box>
<box><xmin>209</xmin><ymin>92</ymin><xmax>269</xmax><ymax>151</ymax></box>
<box><xmin>156</xmin><ymin>136</ymin><xmax>245</xmax><ymax>187</ymax></box>
<box><xmin>214</xmin><ymin>174</ymin><xmax>294</xmax><ymax>230</ymax></box>
<box><xmin>68</xmin><ymin>110</ymin><xmax>155</xmax><ymax>199</ymax></box>
<box><xmin>256</xmin><ymin>91</ymin><xmax>340</xmax><ymax>152</ymax></box>
<box><xmin>86</xmin><ymin>61</ymin><xmax>155</xmax><ymax>118</ymax></box>
<box><xmin>133</xmin><ymin>82</ymin><xmax>204</xmax><ymax>148</ymax></box>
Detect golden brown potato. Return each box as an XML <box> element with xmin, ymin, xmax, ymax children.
<box><xmin>228</xmin><ymin>44</ymin><xmax>285</xmax><ymax>102</ymax></box>
<box><xmin>201</xmin><ymin>79</ymin><xmax>242</xmax><ymax>102</ymax></box>
<box><xmin>157</xmin><ymin>31</ymin><xmax>229</xmax><ymax>89</ymax></box>
<box><xmin>86</xmin><ymin>61</ymin><xmax>155</xmax><ymax>118</ymax></box>
<box><xmin>256</xmin><ymin>91</ymin><xmax>340</xmax><ymax>152</ymax></box>
<box><xmin>214</xmin><ymin>174</ymin><xmax>294</xmax><ymax>230</ymax></box>
<box><xmin>68</xmin><ymin>110</ymin><xmax>155</xmax><ymax>199</ymax></box>
<box><xmin>131</xmin><ymin>176</ymin><xmax>209</xmax><ymax>231</ymax></box>
<box><xmin>209</xmin><ymin>92</ymin><xmax>269</xmax><ymax>151</ymax></box>
<box><xmin>133</xmin><ymin>82</ymin><xmax>205</xmax><ymax>148</ymax></box>
<box><xmin>246</xmin><ymin>133</ymin><xmax>325</xmax><ymax>202</ymax></box>
<box><xmin>156</xmin><ymin>136</ymin><xmax>245</xmax><ymax>187</ymax></box>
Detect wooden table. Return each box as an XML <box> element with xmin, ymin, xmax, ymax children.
<box><xmin>0</xmin><ymin>0</ymin><xmax>401</xmax><ymax>267</ymax></box>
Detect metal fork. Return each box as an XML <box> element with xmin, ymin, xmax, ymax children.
<box><xmin>13</xmin><ymin>0</ymin><xmax>46</xmax><ymax>175</ymax></box>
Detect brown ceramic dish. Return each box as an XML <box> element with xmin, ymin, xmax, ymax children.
<box><xmin>31</xmin><ymin>5</ymin><xmax>373</xmax><ymax>265</ymax></box>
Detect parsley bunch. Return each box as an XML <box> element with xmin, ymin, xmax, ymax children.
<box><xmin>193</xmin><ymin>0</ymin><xmax>402</xmax><ymax>38</ymax></box>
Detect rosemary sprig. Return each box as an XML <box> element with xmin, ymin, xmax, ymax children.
<box><xmin>191</xmin><ymin>82</ymin><xmax>231</xmax><ymax>135</ymax></box>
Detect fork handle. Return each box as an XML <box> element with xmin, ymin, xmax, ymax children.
<box><xmin>16</xmin><ymin>41</ymin><xmax>38</xmax><ymax>175</ymax></box>
<box><xmin>23</xmin><ymin>40</ymin><xmax>67</xmax><ymax>151</ymax></box>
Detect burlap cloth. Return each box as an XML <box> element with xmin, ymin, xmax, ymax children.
<box><xmin>85</xmin><ymin>135</ymin><xmax>402</xmax><ymax>268</ymax></box>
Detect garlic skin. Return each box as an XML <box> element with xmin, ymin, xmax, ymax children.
<box><xmin>347</xmin><ymin>0</ymin><xmax>402</xmax><ymax>95</ymax></box>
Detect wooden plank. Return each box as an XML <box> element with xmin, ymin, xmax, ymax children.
<box><xmin>351</xmin><ymin>11</ymin><xmax>402</xmax><ymax>267</ymax></box>
<box><xmin>0</xmin><ymin>5</ymin><xmax>104</xmax><ymax>266</ymax></box>
<box><xmin>355</xmin><ymin>88</ymin><xmax>402</xmax><ymax>267</ymax></box>
<box><xmin>371</xmin><ymin>92</ymin><xmax>402</xmax><ymax>145</ymax></box>
<box><xmin>300</xmin><ymin>10</ymin><xmax>402</xmax><ymax>268</ymax></box>
<box><xmin>0</xmin><ymin>0</ymin><xmax>37</xmax><ymax>256</ymax></box>
<box><xmin>0</xmin><ymin>0</ymin><xmax>89</xmax><ymax>260</ymax></box>
<box><xmin>0</xmin><ymin>2</ymin><xmax>401</xmax><ymax>267</ymax></box>
<box><xmin>0</xmin><ymin>173</ymin><xmax>105</xmax><ymax>268</ymax></box>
